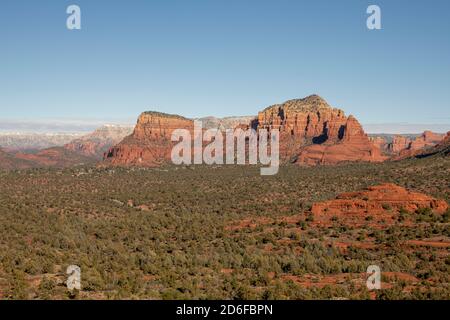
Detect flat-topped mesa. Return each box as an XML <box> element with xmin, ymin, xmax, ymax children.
<box><xmin>132</xmin><ymin>111</ymin><xmax>193</xmax><ymax>140</ymax></box>
<box><xmin>103</xmin><ymin>111</ymin><xmax>194</xmax><ymax>167</ymax></box>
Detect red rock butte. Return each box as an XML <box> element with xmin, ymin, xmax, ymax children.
<box><xmin>255</xmin><ymin>95</ymin><xmax>387</xmax><ymax>165</ymax></box>
<box><xmin>104</xmin><ymin>111</ymin><xmax>194</xmax><ymax>167</ymax></box>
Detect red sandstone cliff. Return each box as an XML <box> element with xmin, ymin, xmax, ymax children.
<box><xmin>401</xmin><ymin>131</ymin><xmax>450</xmax><ymax>159</ymax></box>
<box><xmin>390</xmin><ymin>136</ymin><xmax>411</xmax><ymax>153</ymax></box>
<box><xmin>255</xmin><ymin>95</ymin><xmax>386</xmax><ymax>165</ymax></box>
<box><xmin>369</xmin><ymin>136</ymin><xmax>387</xmax><ymax>151</ymax></box>
<box><xmin>390</xmin><ymin>131</ymin><xmax>447</xmax><ymax>160</ymax></box>
<box><xmin>409</xmin><ymin>131</ymin><xmax>445</xmax><ymax>150</ymax></box>
<box><xmin>103</xmin><ymin>112</ymin><xmax>194</xmax><ymax>167</ymax></box>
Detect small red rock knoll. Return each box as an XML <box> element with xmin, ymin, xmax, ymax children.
<box><xmin>311</xmin><ymin>183</ymin><xmax>448</xmax><ymax>226</ymax></box>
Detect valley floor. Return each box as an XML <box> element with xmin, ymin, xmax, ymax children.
<box><xmin>0</xmin><ymin>157</ymin><xmax>449</xmax><ymax>299</ymax></box>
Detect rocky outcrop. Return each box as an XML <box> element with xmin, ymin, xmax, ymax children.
<box><xmin>256</xmin><ymin>95</ymin><xmax>347</xmax><ymax>145</ymax></box>
<box><xmin>388</xmin><ymin>131</ymin><xmax>445</xmax><ymax>157</ymax></box>
<box><xmin>390</xmin><ymin>136</ymin><xmax>411</xmax><ymax>153</ymax></box>
<box><xmin>369</xmin><ymin>136</ymin><xmax>387</xmax><ymax>151</ymax></box>
<box><xmin>405</xmin><ymin>131</ymin><xmax>450</xmax><ymax>159</ymax></box>
<box><xmin>310</xmin><ymin>183</ymin><xmax>448</xmax><ymax>226</ymax></box>
<box><xmin>104</xmin><ymin>112</ymin><xmax>194</xmax><ymax>167</ymax></box>
<box><xmin>104</xmin><ymin>95</ymin><xmax>387</xmax><ymax>167</ymax></box>
<box><xmin>254</xmin><ymin>95</ymin><xmax>385</xmax><ymax>164</ymax></box>
<box><xmin>64</xmin><ymin>125</ymin><xmax>133</xmax><ymax>159</ymax></box>
<box><xmin>409</xmin><ymin>131</ymin><xmax>445</xmax><ymax>150</ymax></box>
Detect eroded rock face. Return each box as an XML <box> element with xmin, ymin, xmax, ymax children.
<box><xmin>389</xmin><ymin>131</ymin><xmax>445</xmax><ymax>157</ymax></box>
<box><xmin>103</xmin><ymin>112</ymin><xmax>194</xmax><ymax>167</ymax></box>
<box><xmin>310</xmin><ymin>183</ymin><xmax>448</xmax><ymax>226</ymax></box>
<box><xmin>256</xmin><ymin>95</ymin><xmax>348</xmax><ymax>158</ymax></box>
<box><xmin>254</xmin><ymin>95</ymin><xmax>385</xmax><ymax>165</ymax></box>
<box><xmin>403</xmin><ymin>131</ymin><xmax>450</xmax><ymax>159</ymax></box>
<box><xmin>369</xmin><ymin>136</ymin><xmax>387</xmax><ymax>151</ymax></box>
<box><xmin>64</xmin><ymin>125</ymin><xmax>133</xmax><ymax>159</ymax></box>
<box><xmin>410</xmin><ymin>131</ymin><xmax>445</xmax><ymax>150</ymax></box>
<box><xmin>390</xmin><ymin>136</ymin><xmax>411</xmax><ymax>153</ymax></box>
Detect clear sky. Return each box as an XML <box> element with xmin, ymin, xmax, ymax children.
<box><xmin>1</xmin><ymin>0</ymin><xmax>449</xmax><ymax>128</ymax></box>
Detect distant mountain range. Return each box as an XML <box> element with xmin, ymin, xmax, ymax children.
<box><xmin>64</xmin><ymin>125</ymin><xmax>134</xmax><ymax>159</ymax></box>
<box><xmin>0</xmin><ymin>132</ymin><xmax>84</xmax><ymax>151</ymax></box>
<box><xmin>0</xmin><ymin>125</ymin><xmax>133</xmax><ymax>169</ymax></box>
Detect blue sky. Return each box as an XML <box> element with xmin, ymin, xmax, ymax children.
<box><xmin>1</xmin><ymin>0</ymin><xmax>449</xmax><ymax>129</ymax></box>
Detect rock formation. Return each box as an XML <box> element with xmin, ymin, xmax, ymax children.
<box><xmin>254</xmin><ymin>95</ymin><xmax>386</xmax><ymax>165</ymax></box>
<box><xmin>390</xmin><ymin>136</ymin><xmax>412</xmax><ymax>153</ymax></box>
<box><xmin>310</xmin><ymin>183</ymin><xmax>448</xmax><ymax>226</ymax></box>
<box><xmin>104</xmin><ymin>112</ymin><xmax>194</xmax><ymax>167</ymax></box>
<box><xmin>369</xmin><ymin>136</ymin><xmax>387</xmax><ymax>151</ymax></box>
<box><xmin>409</xmin><ymin>131</ymin><xmax>445</xmax><ymax>150</ymax></box>
<box><xmin>104</xmin><ymin>95</ymin><xmax>389</xmax><ymax>167</ymax></box>
<box><xmin>64</xmin><ymin>125</ymin><xmax>133</xmax><ymax>159</ymax></box>
<box><xmin>388</xmin><ymin>131</ymin><xmax>445</xmax><ymax>157</ymax></box>
<box><xmin>404</xmin><ymin>131</ymin><xmax>450</xmax><ymax>159</ymax></box>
